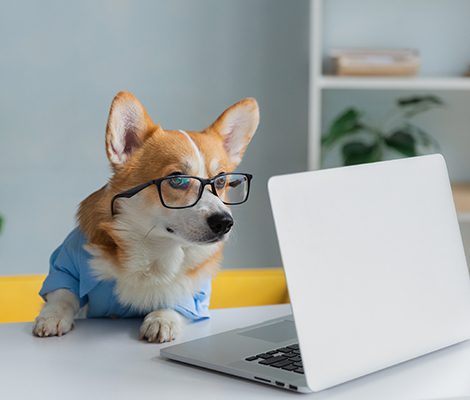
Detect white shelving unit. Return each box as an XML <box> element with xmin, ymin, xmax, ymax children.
<box><xmin>319</xmin><ymin>76</ymin><xmax>470</xmax><ymax>91</ymax></box>
<box><xmin>308</xmin><ymin>0</ymin><xmax>470</xmax><ymax>222</ymax></box>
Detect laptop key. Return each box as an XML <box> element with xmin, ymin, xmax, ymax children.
<box><xmin>283</xmin><ymin>352</ymin><xmax>296</xmax><ymax>358</ymax></box>
<box><xmin>245</xmin><ymin>356</ymin><xmax>258</xmax><ymax>361</ymax></box>
<box><xmin>295</xmin><ymin>367</ymin><xmax>304</xmax><ymax>374</ymax></box>
<box><xmin>271</xmin><ymin>360</ymin><xmax>293</xmax><ymax>368</ymax></box>
<box><xmin>276</xmin><ymin>347</ymin><xmax>291</xmax><ymax>353</ymax></box>
<box><xmin>293</xmin><ymin>361</ymin><xmax>303</xmax><ymax>367</ymax></box>
<box><xmin>256</xmin><ymin>353</ymin><xmax>273</xmax><ymax>359</ymax></box>
<box><xmin>281</xmin><ymin>364</ymin><xmax>297</xmax><ymax>371</ymax></box>
<box><xmin>266</xmin><ymin>350</ymin><xmax>278</xmax><ymax>355</ymax></box>
<box><xmin>259</xmin><ymin>356</ymin><xmax>287</xmax><ymax>365</ymax></box>
<box><xmin>289</xmin><ymin>356</ymin><xmax>301</xmax><ymax>362</ymax></box>
<box><xmin>287</xmin><ymin>344</ymin><xmax>299</xmax><ymax>350</ymax></box>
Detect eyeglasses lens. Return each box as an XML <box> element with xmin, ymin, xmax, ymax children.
<box><xmin>160</xmin><ymin>176</ymin><xmax>201</xmax><ymax>208</ymax></box>
<box><xmin>214</xmin><ymin>174</ymin><xmax>249</xmax><ymax>205</ymax></box>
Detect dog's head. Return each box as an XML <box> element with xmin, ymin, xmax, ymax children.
<box><xmin>104</xmin><ymin>92</ymin><xmax>259</xmax><ymax>246</ymax></box>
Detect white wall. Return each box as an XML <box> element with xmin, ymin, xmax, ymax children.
<box><xmin>0</xmin><ymin>0</ymin><xmax>310</xmax><ymax>275</ymax></box>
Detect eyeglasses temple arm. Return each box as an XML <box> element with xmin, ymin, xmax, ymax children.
<box><xmin>111</xmin><ymin>181</ymin><xmax>155</xmax><ymax>216</ymax></box>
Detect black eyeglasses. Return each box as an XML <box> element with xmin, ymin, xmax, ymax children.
<box><xmin>111</xmin><ymin>172</ymin><xmax>253</xmax><ymax>215</ymax></box>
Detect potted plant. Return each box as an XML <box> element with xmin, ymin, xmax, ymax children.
<box><xmin>321</xmin><ymin>95</ymin><xmax>443</xmax><ymax>166</ymax></box>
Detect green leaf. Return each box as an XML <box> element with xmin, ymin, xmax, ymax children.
<box><xmin>322</xmin><ymin>108</ymin><xmax>362</xmax><ymax>147</ymax></box>
<box><xmin>341</xmin><ymin>140</ymin><xmax>382</xmax><ymax>166</ymax></box>
<box><xmin>405</xmin><ymin>123</ymin><xmax>441</xmax><ymax>151</ymax></box>
<box><xmin>385</xmin><ymin>131</ymin><xmax>417</xmax><ymax>157</ymax></box>
<box><xmin>397</xmin><ymin>95</ymin><xmax>443</xmax><ymax>107</ymax></box>
<box><xmin>397</xmin><ymin>95</ymin><xmax>444</xmax><ymax>118</ymax></box>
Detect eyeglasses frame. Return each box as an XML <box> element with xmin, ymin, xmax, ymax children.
<box><xmin>111</xmin><ymin>172</ymin><xmax>253</xmax><ymax>216</ymax></box>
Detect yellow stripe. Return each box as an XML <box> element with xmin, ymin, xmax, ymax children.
<box><xmin>0</xmin><ymin>269</ymin><xmax>289</xmax><ymax>323</ymax></box>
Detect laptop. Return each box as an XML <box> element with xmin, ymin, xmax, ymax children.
<box><xmin>161</xmin><ymin>154</ymin><xmax>470</xmax><ymax>393</ymax></box>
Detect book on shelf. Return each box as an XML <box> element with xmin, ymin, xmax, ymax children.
<box><xmin>330</xmin><ymin>48</ymin><xmax>420</xmax><ymax>77</ymax></box>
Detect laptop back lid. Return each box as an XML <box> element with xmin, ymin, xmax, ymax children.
<box><xmin>268</xmin><ymin>155</ymin><xmax>470</xmax><ymax>391</ymax></box>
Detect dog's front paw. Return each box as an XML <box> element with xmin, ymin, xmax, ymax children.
<box><xmin>140</xmin><ymin>309</ymin><xmax>183</xmax><ymax>343</ymax></box>
<box><xmin>33</xmin><ymin>313</ymin><xmax>74</xmax><ymax>337</ymax></box>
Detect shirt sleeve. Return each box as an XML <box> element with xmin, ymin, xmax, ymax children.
<box><xmin>39</xmin><ymin>232</ymin><xmax>85</xmax><ymax>307</ymax></box>
<box><xmin>173</xmin><ymin>278</ymin><xmax>212</xmax><ymax>322</ymax></box>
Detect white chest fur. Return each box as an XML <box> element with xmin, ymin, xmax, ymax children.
<box><xmin>86</xmin><ymin>233</ymin><xmax>219</xmax><ymax>312</ymax></box>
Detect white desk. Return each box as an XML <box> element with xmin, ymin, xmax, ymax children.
<box><xmin>1</xmin><ymin>304</ymin><xmax>470</xmax><ymax>400</ymax></box>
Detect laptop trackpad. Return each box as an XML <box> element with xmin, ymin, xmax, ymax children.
<box><xmin>238</xmin><ymin>320</ymin><xmax>297</xmax><ymax>343</ymax></box>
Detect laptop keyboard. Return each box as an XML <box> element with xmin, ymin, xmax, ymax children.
<box><xmin>245</xmin><ymin>343</ymin><xmax>304</xmax><ymax>374</ymax></box>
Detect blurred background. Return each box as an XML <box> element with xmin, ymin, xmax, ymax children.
<box><xmin>0</xmin><ymin>0</ymin><xmax>309</xmax><ymax>274</ymax></box>
<box><xmin>1</xmin><ymin>0</ymin><xmax>470</xmax><ymax>276</ymax></box>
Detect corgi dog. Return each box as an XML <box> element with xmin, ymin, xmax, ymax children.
<box><xmin>33</xmin><ymin>92</ymin><xmax>259</xmax><ymax>342</ymax></box>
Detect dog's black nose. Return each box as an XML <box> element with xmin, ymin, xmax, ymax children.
<box><xmin>207</xmin><ymin>213</ymin><xmax>233</xmax><ymax>235</ymax></box>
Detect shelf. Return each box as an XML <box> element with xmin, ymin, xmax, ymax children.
<box><xmin>307</xmin><ymin>0</ymin><xmax>470</xmax><ymax>170</ymax></box>
<box><xmin>318</xmin><ymin>76</ymin><xmax>470</xmax><ymax>91</ymax></box>
<box><xmin>452</xmin><ymin>183</ymin><xmax>470</xmax><ymax>223</ymax></box>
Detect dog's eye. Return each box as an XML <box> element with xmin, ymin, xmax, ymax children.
<box><xmin>214</xmin><ymin>175</ymin><xmax>227</xmax><ymax>190</ymax></box>
<box><xmin>168</xmin><ymin>176</ymin><xmax>191</xmax><ymax>190</ymax></box>
<box><xmin>228</xmin><ymin>178</ymin><xmax>243</xmax><ymax>188</ymax></box>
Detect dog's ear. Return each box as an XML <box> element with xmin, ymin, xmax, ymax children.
<box><xmin>105</xmin><ymin>91</ymin><xmax>155</xmax><ymax>166</ymax></box>
<box><xmin>209</xmin><ymin>98</ymin><xmax>259</xmax><ymax>168</ymax></box>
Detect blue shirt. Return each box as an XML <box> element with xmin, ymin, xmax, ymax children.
<box><xmin>39</xmin><ymin>228</ymin><xmax>211</xmax><ymax>321</ymax></box>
